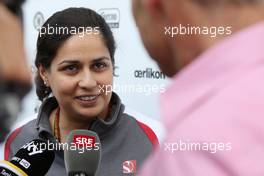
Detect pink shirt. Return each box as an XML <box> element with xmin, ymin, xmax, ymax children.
<box><xmin>141</xmin><ymin>22</ymin><xmax>264</xmax><ymax>175</ymax></box>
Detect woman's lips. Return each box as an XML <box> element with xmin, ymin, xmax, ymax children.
<box><xmin>75</xmin><ymin>94</ymin><xmax>99</xmax><ymax>106</ymax></box>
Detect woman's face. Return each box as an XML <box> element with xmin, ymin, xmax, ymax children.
<box><xmin>40</xmin><ymin>33</ymin><xmax>113</xmax><ymax>121</ymax></box>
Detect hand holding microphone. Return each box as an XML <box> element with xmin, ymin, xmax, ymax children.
<box><xmin>0</xmin><ymin>139</ymin><xmax>55</xmax><ymax>176</ymax></box>
<box><xmin>64</xmin><ymin>130</ymin><xmax>101</xmax><ymax>176</ymax></box>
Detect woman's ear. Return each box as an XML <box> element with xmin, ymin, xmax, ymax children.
<box><xmin>38</xmin><ymin>64</ymin><xmax>49</xmax><ymax>87</ymax></box>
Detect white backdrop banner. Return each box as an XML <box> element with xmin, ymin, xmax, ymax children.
<box><xmin>0</xmin><ymin>0</ymin><xmax>169</xmax><ymax>159</ymax></box>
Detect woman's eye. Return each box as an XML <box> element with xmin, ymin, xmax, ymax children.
<box><xmin>64</xmin><ymin>65</ymin><xmax>78</xmax><ymax>73</ymax></box>
<box><xmin>92</xmin><ymin>62</ymin><xmax>107</xmax><ymax>71</ymax></box>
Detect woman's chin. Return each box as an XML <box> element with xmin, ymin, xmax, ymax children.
<box><xmin>77</xmin><ymin>106</ymin><xmax>104</xmax><ymax>119</ymax></box>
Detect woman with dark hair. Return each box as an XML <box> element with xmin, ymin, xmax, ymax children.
<box><xmin>4</xmin><ymin>7</ymin><xmax>158</xmax><ymax>175</ymax></box>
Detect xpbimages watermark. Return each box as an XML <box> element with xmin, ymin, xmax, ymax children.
<box><xmin>165</xmin><ymin>24</ymin><xmax>232</xmax><ymax>38</ymax></box>
<box><xmin>99</xmin><ymin>83</ymin><xmax>166</xmax><ymax>96</ymax></box>
<box><xmin>39</xmin><ymin>24</ymin><xmax>100</xmax><ymax>37</ymax></box>
<box><xmin>163</xmin><ymin>140</ymin><xmax>232</xmax><ymax>154</ymax></box>
<box><xmin>22</xmin><ymin>140</ymin><xmax>100</xmax><ymax>154</ymax></box>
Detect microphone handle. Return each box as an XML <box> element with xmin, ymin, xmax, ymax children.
<box><xmin>0</xmin><ymin>160</ymin><xmax>27</xmax><ymax>176</ymax></box>
<box><xmin>69</xmin><ymin>171</ymin><xmax>93</xmax><ymax>176</ymax></box>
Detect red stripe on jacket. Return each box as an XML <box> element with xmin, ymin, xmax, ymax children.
<box><xmin>4</xmin><ymin>127</ymin><xmax>23</xmax><ymax>160</ymax></box>
<box><xmin>136</xmin><ymin>120</ymin><xmax>159</xmax><ymax>149</ymax></box>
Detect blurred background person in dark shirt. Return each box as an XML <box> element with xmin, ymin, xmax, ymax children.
<box><xmin>0</xmin><ymin>0</ymin><xmax>31</xmax><ymax>142</ymax></box>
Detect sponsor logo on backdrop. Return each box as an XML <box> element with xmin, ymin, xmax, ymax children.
<box><xmin>33</xmin><ymin>11</ymin><xmax>45</xmax><ymax>31</ymax></box>
<box><xmin>114</xmin><ymin>66</ymin><xmax>119</xmax><ymax>77</ymax></box>
<box><xmin>98</xmin><ymin>8</ymin><xmax>120</xmax><ymax>29</ymax></box>
<box><xmin>134</xmin><ymin>68</ymin><xmax>166</xmax><ymax>79</ymax></box>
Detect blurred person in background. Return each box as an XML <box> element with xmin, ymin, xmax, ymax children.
<box><xmin>0</xmin><ymin>0</ymin><xmax>31</xmax><ymax>143</ymax></box>
<box><xmin>5</xmin><ymin>7</ymin><xmax>158</xmax><ymax>175</ymax></box>
<box><xmin>132</xmin><ymin>0</ymin><xmax>264</xmax><ymax>175</ymax></box>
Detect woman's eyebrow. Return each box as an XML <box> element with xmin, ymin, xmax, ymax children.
<box><xmin>58</xmin><ymin>57</ymin><xmax>110</xmax><ymax>65</ymax></box>
<box><xmin>58</xmin><ymin>60</ymin><xmax>79</xmax><ymax>65</ymax></box>
<box><xmin>92</xmin><ymin>57</ymin><xmax>110</xmax><ymax>62</ymax></box>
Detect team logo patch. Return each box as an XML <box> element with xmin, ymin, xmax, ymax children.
<box><xmin>123</xmin><ymin>160</ymin><xmax>136</xmax><ymax>174</ymax></box>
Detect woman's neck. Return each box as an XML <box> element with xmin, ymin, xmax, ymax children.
<box><xmin>60</xmin><ymin>113</ymin><xmax>91</xmax><ymax>131</ymax></box>
<box><xmin>50</xmin><ymin>105</ymin><xmax>110</xmax><ymax>143</ymax></box>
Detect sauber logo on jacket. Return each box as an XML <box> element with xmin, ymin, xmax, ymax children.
<box><xmin>123</xmin><ymin>160</ymin><xmax>136</xmax><ymax>174</ymax></box>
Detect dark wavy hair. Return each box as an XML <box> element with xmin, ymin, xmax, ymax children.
<box><xmin>35</xmin><ymin>7</ymin><xmax>116</xmax><ymax>101</ymax></box>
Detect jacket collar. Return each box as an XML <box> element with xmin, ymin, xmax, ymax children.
<box><xmin>35</xmin><ymin>92</ymin><xmax>124</xmax><ymax>138</ymax></box>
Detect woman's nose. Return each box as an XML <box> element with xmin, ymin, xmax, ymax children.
<box><xmin>78</xmin><ymin>70</ymin><xmax>97</xmax><ymax>89</ymax></box>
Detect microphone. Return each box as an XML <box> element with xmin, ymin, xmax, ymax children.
<box><xmin>0</xmin><ymin>139</ymin><xmax>55</xmax><ymax>176</ymax></box>
<box><xmin>64</xmin><ymin>130</ymin><xmax>101</xmax><ymax>176</ymax></box>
